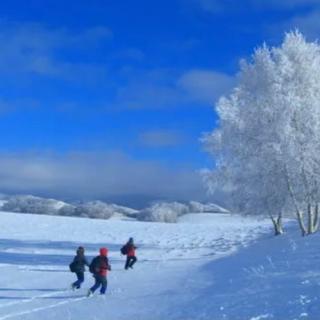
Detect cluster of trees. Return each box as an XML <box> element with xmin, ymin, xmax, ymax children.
<box><xmin>203</xmin><ymin>31</ymin><xmax>320</xmax><ymax>236</ymax></box>
<box><xmin>138</xmin><ymin>202</ymin><xmax>190</xmax><ymax>223</ymax></box>
<box><xmin>137</xmin><ymin>201</ymin><xmax>229</xmax><ymax>223</ymax></box>
<box><xmin>0</xmin><ymin>195</ymin><xmax>227</xmax><ymax>223</ymax></box>
<box><xmin>1</xmin><ymin>196</ymin><xmax>138</xmax><ymax>220</ymax></box>
<box><xmin>1</xmin><ymin>195</ymin><xmax>65</xmax><ymax>215</ymax></box>
<box><xmin>58</xmin><ymin>201</ymin><xmax>118</xmax><ymax>220</ymax></box>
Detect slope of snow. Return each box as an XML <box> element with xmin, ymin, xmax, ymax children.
<box><xmin>2</xmin><ymin>211</ymin><xmax>319</xmax><ymax>319</ymax></box>
<box><xmin>170</xmin><ymin>223</ymin><xmax>320</xmax><ymax>320</ymax></box>
<box><xmin>0</xmin><ymin>210</ymin><xmax>271</xmax><ymax>320</ymax></box>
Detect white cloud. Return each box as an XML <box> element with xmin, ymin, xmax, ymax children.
<box><xmin>0</xmin><ymin>22</ymin><xmax>235</xmax><ymax>112</ymax></box>
<box><xmin>139</xmin><ymin>130</ymin><xmax>185</xmax><ymax>147</ymax></box>
<box><xmin>178</xmin><ymin>69</ymin><xmax>235</xmax><ymax>104</ymax></box>
<box><xmin>112</xmin><ymin>68</ymin><xmax>182</xmax><ymax>109</ymax></box>
<box><xmin>277</xmin><ymin>11</ymin><xmax>320</xmax><ymax>40</ymax></box>
<box><xmin>0</xmin><ymin>152</ymin><xmax>206</xmax><ymax>205</ymax></box>
<box><xmin>112</xmin><ymin>68</ymin><xmax>235</xmax><ymax>109</ymax></box>
<box><xmin>0</xmin><ymin>22</ymin><xmax>112</xmax><ymax>78</ymax></box>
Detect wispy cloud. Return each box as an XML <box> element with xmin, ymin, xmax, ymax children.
<box><xmin>111</xmin><ymin>68</ymin><xmax>235</xmax><ymax>110</ymax></box>
<box><xmin>138</xmin><ymin>130</ymin><xmax>185</xmax><ymax>148</ymax></box>
<box><xmin>0</xmin><ymin>22</ymin><xmax>112</xmax><ymax>78</ymax></box>
<box><xmin>274</xmin><ymin>11</ymin><xmax>320</xmax><ymax>40</ymax></box>
<box><xmin>178</xmin><ymin>69</ymin><xmax>235</xmax><ymax>104</ymax></box>
<box><xmin>0</xmin><ymin>22</ymin><xmax>235</xmax><ymax>113</ymax></box>
<box><xmin>112</xmin><ymin>68</ymin><xmax>181</xmax><ymax>109</ymax></box>
<box><xmin>0</xmin><ymin>151</ymin><xmax>206</xmax><ymax>204</ymax></box>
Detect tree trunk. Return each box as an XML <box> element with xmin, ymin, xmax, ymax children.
<box><xmin>306</xmin><ymin>203</ymin><xmax>319</xmax><ymax>235</ymax></box>
<box><xmin>307</xmin><ymin>203</ymin><xmax>314</xmax><ymax>234</ymax></box>
<box><xmin>270</xmin><ymin>213</ymin><xmax>284</xmax><ymax>236</ymax></box>
<box><xmin>313</xmin><ymin>203</ymin><xmax>319</xmax><ymax>232</ymax></box>
<box><xmin>284</xmin><ymin>166</ymin><xmax>307</xmax><ymax>236</ymax></box>
<box><xmin>296</xmin><ymin>210</ymin><xmax>307</xmax><ymax>236</ymax></box>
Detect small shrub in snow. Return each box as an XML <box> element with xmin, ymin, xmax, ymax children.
<box><xmin>74</xmin><ymin>201</ymin><xmax>114</xmax><ymax>219</ymax></box>
<box><xmin>138</xmin><ymin>202</ymin><xmax>189</xmax><ymax>223</ymax></box>
<box><xmin>58</xmin><ymin>204</ymin><xmax>76</xmax><ymax>216</ymax></box>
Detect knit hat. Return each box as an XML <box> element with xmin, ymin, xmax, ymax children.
<box><xmin>77</xmin><ymin>246</ymin><xmax>84</xmax><ymax>254</ymax></box>
<box><xmin>100</xmin><ymin>247</ymin><xmax>108</xmax><ymax>256</ymax></box>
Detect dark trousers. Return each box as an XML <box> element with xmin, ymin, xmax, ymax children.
<box><xmin>73</xmin><ymin>272</ymin><xmax>84</xmax><ymax>289</ymax></box>
<box><xmin>125</xmin><ymin>256</ymin><xmax>137</xmax><ymax>269</ymax></box>
<box><xmin>90</xmin><ymin>274</ymin><xmax>107</xmax><ymax>294</ymax></box>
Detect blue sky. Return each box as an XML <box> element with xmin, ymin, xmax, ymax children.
<box><xmin>0</xmin><ymin>0</ymin><xmax>319</xmax><ymax>206</ymax></box>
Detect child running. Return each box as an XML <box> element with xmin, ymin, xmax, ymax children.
<box><xmin>87</xmin><ymin>247</ymin><xmax>111</xmax><ymax>296</ymax></box>
<box><xmin>123</xmin><ymin>237</ymin><xmax>137</xmax><ymax>270</ymax></box>
<box><xmin>71</xmin><ymin>246</ymin><xmax>90</xmax><ymax>290</ymax></box>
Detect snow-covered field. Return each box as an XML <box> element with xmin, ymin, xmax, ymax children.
<box><xmin>0</xmin><ymin>210</ymin><xmax>318</xmax><ymax>319</ymax></box>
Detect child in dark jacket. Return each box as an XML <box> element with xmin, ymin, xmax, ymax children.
<box><xmin>71</xmin><ymin>246</ymin><xmax>90</xmax><ymax>290</ymax></box>
<box><xmin>87</xmin><ymin>247</ymin><xmax>111</xmax><ymax>296</ymax></box>
<box><xmin>124</xmin><ymin>237</ymin><xmax>137</xmax><ymax>270</ymax></box>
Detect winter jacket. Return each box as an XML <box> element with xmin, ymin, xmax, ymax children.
<box><xmin>91</xmin><ymin>256</ymin><xmax>111</xmax><ymax>277</ymax></box>
<box><xmin>126</xmin><ymin>244</ymin><xmax>136</xmax><ymax>257</ymax></box>
<box><xmin>72</xmin><ymin>253</ymin><xmax>89</xmax><ymax>273</ymax></box>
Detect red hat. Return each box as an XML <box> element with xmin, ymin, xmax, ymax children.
<box><xmin>100</xmin><ymin>247</ymin><xmax>108</xmax><ymax>256</ymax></box>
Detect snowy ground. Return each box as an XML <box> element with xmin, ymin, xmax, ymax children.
<box><xmin>0</xmin><ymin>211</ymin><xmax>318</xmax><ymax>319</ymax></box>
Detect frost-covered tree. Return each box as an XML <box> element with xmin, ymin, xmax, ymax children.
<box><xmin>203</xmin><ymin>31</ymin><xmax>320</xmax><ymax>236</ymax></box>
<box><xmin>74</xmin><ymin>201</ymin><xmax>114</xmax><ymax>219</ymax></box>
<box><xmin>138</xmin><ymin>202</ymin><xmax>189</xmax><ymax>223</ymax></box>
<box><xmin>58</xmin><ymin>204</ymin><xmax>76</xmax><ymax>216</ymax></box>
<box><xmin>1</xmin><ymin>195</ymin><xmax>66</xmax><ymax>215</ymax></box>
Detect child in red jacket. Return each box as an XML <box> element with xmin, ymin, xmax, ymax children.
<box><xmin>87</xmin><ymin>247</ymin><xmax>111</xmax><ymax>296</ymax></box>
<box><xmin>124</xmin><ymin>237</ymin><xmax>137</xmax><ymax>270</ymax></box>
